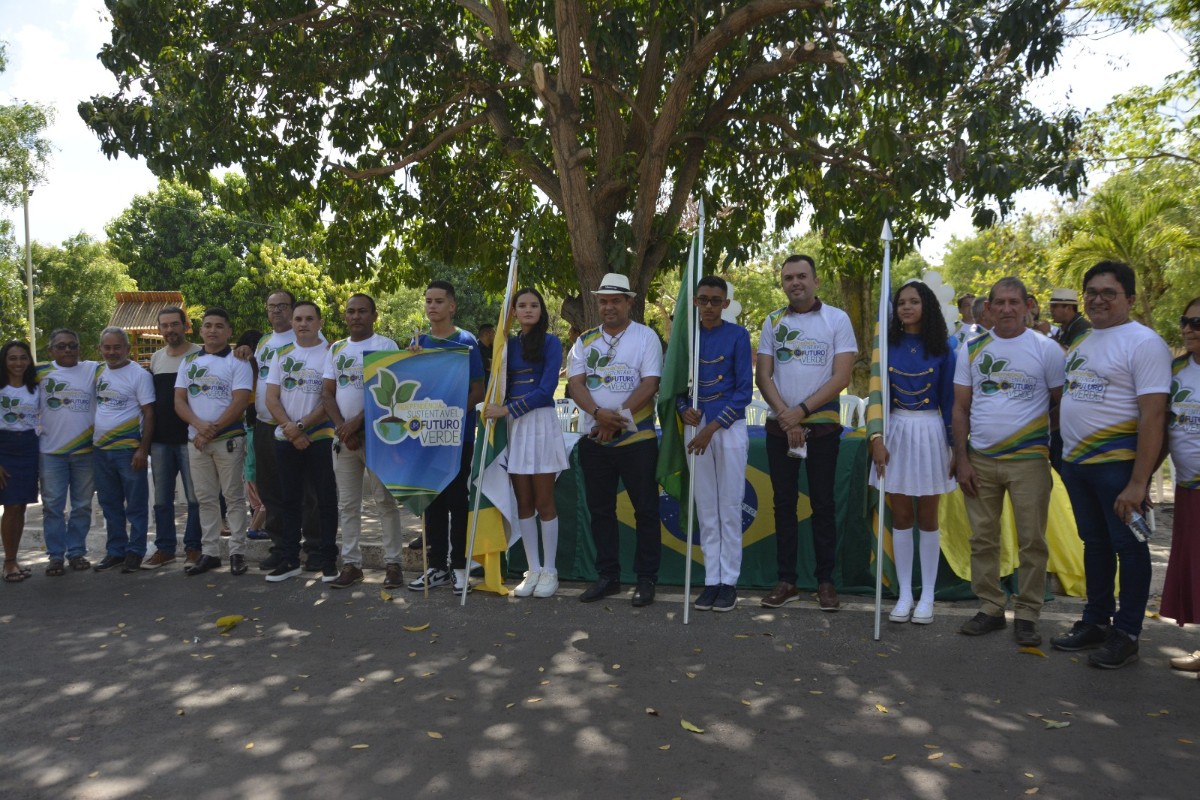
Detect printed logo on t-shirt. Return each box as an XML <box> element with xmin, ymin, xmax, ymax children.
<box><xmin>0</xmin><ymin>395</ymin><xmax>33</xmax><ymax>424</ymax></box>
<box><xmin>257</xmin><ymin>345</ymin><xmax>279</xmax><ymax>380</ymax></box>
<box><xmin>583</xmin><ymin>346</ymin><xmax>641</xmax><ymax>393</ymax></box>
<box><xmin>183</xmin><ymin>362</ymin><xmax>231</xmax><ymax>402</ymax></box>
<box><xmin>974</xmin><ymin>353</ymin><xmax>1036</xmax><ymax>399</ymax></box>
<box><xmin>42</xmin><ymin>377</ymin><xmax>92</xmax><ymax>413</ymax></box>
<box><xmin>1064</xmin><ymin>351</ymin><xmax>1106</xmax><ymax>402</ymax></box>
<box><xmin>278</xmin><ymin>355</ymin><xmax>323</xmax><ymax>394</ymax></box>
<box><xmin>95</xmin><ymin>377</ymin><xmax>132</xmax><ymax>410</ymax></box>
<box><xmin>333</xmin><ymin>352</ymin><xmax>364</xmax><ymax>389</ymax></box>
<box><xmin>1170</xmin><ymin>378</ymin><xmax>1200</xmax><ymax>433</ymax></box>
<box><xmin>773</xmin><ymin>324</ymin><xmax>830</xmax><ymax>366</ymax></box>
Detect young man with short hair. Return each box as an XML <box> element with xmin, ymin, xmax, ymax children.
<box><xmin>174</xmin><ymin>307</ymin><xmax>253</xmax><ymax>576</ymax></box>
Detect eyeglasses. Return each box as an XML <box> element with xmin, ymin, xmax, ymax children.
<box><xmin>51</xmin><ymin>342</ymin><xmax>80</xmax><ymax>351</ymax></box>
<box><xmin>1181</xmin><ymin>316</ymin><xmax>1200</xmax><ymax>331</ymax></box>
<box><xmin>694</xmin><ymin>297</ymin><xmax>725</xmax><ymax>307</ymax></box>
<box><xmin>267</xmin><ymin>303</ymin><xmax>292</xmax><ymax>312</ymax></box>
<box><xmin>1083</xmin><ymin>288</ymin><xmax>1124</xmax><ymax>302</ymax></box>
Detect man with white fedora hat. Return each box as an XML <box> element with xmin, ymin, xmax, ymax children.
<box><xmin>1048</xmin><ymin>288</ymin><xmax>1091</xmax><ymax>350</ymax></box>
<box><xmin>567</xmin><ymin>272</ymin><xmax>664</xmax><ymax>607</ymax></box>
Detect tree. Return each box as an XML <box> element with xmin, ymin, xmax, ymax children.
<box><xmin>106</xmin><ymin>178</ymin><xmax>353</xmax><ymax>338</ymax></box>
<box><xmin>0</xmin><ymin>43</ymin><xmax>53</xmax><ymax>208</ymax></box>
<box><xmin>939</xmin><ymin>211</ymin><xmax>1065</xmax><ymax>301</ymax></box>
<box><xmin>81</xmin><ymin>1</ymin><xmax>1085</xmax><ymax>332</ymax></box>
<box><xmin>32</xmin><ymin>234</ymin><xmax>136</xmax><ymax>360</ymax></box>
<box><xmin>0</xmin><ymin>222</ymin><xmax>27</xmax><ymax>344</ymax></box>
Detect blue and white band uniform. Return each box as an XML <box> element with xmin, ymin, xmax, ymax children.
<box><xmin>676</xmin><ymin>320</ymin><xmax>753</xmax><ymax>587</ymax></box>
<box><xmin>505</xmin><ymin>334</ymin><xmax>570</xmax><ymax>475</ymax></box>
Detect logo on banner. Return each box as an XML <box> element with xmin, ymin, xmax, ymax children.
<box><xmin>369</xmin><ymin>372</ymin><xmax>464</xmax><ymax>446</ymax></box>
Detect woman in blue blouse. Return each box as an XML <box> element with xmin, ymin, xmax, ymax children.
<box><xmin>0</xmin><ymin>341</ymin><xmax>40</xmax><ymax>582</ymax></box>
<box><xmin>483</xmin><ymin>288</ymin><xmax>569</xmax><ymax>598</ymax></box>
<box><xmin>867</xmin><ymin>280</ymin><xmax>957</xmax><ymax>624</ymax></box>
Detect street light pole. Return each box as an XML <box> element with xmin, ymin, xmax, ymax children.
<box><xmin>22</xmin><ymin>179</ymin><xmax>36</xmax><ymax>359</ymax></box>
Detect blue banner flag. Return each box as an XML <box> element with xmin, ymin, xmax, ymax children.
<box><xmin>363</xmin><ymin>347</ymin><xmax>470</xmax><ymax>516</ymax></box>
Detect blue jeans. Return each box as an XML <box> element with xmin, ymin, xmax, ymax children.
<box><xmin>151</xmin><ymin>442</ymin><xmax>201</xmax><ymax>554</ymax></box>
<box><xmin>40</xmin><ymin>452</ymin><xmax>95</xmax><ymax>561</ymax></box>
<box><xmin>93</xmin><ymin>448</ymin><xmax>150</xmax><ymax>558</ymax></box>
<box><xmin>1060</xmin><ymin>459</ymin><xmax>1151</xmax><ymax>636</ymax></box>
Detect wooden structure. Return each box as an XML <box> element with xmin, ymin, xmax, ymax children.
<box><xmin>107</xmin><ymin>291</ymin><xmax>186</xmax><ymax>367</ymax></box>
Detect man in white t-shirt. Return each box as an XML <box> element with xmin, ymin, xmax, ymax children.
<box><xmin>37</xmin><ymin>328</ymin><xmax>102</xmax><ymax>574</ymax></box>
<box><xmin>174</xmin><ymin>307</ymin><xmax>254</xmax><ymax>577</ymax></box>
<box><xmin>568</xmin><ymin>273</ymin><xmax>663</xmax><ymax>607</ymax></box>
<box><xmin>755</xmin><ymin>254</ymin><xmax>856</xmax><ymax>611</ymax></box>
<box><xmin>240</xmin><ymin>290</ymin><xmax>323</xmax><ymax>573</ymax></box>
<box><xmin>952</xmin><ymin>277</ymin><xmax>1065</xmax><ymax>646</ymax></box>
<box><xmin>91</xmin><ymin>327</ymin><xmax>156</xmax><ymax>574</ymax></box>
<box><xmin>1050</xmin><ymin>261</ymin><xmax>1172</xmax><ymax>669</ymax></box>
<box><xmin>264</xmin><ymin>301</ymin><xmax>337</xmax><ymax>583</ymax></box>
<box><xmin>321</xmin><ymin>293</ymin><xmax>404</xmax><ymax>589</ymax></box>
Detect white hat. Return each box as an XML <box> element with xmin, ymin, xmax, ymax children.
<box><xmin>592</xmin><ymin>273</ymin><xmax>636</xmax><ymax>297</ymax></box>
<box><xmin>1049</xmin><ymin>288</ymin><xmax>1079</xmax><ymax>305</ymax></box>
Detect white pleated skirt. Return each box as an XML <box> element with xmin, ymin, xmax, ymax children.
<box><xmin>506</xmin><ymin>406</ymin><xmax>570</xmax><ymax>475</ymax></box>
<box><xmin>868</xmin><ymin>409</ymin><xmax>956</xmax><ymax>496</ymax></box>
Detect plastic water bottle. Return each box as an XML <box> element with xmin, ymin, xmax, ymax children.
<box><xmin>1128</xmin><ymin>510</ymin><xmax>1153</xmax><ymax>543</ymax></box>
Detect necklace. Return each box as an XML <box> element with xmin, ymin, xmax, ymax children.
<box><xmin>600</xmin><ymin>326</ymin><xmax>628</xmax><ymax>360</ymax></box>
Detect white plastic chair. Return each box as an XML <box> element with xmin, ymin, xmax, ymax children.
<box><xmin>555</xmin><ymin>398</ymin><xmax>579</xmax><ymax>433</ymax></box>
<box><xmin>745</xmin><ymin>401</ymin><xmax>770</xmax><ymax>426</ymax></box>
<box><xmin>839</xmin><ymin>395</ymin><xmax>866</xmax><ymax>428</ymax></box>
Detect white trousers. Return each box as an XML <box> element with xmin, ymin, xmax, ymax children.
<box><xmin>690</xmin><ymin>418</ymin><xmax>748</xmax><ymax>586</ymax></box>
<box><xmin>334</xmin><ymin>441</ymin><xmax>403</xmax><ymax>566</ymax></box>
<box><xmin>188</xmin><ymin>437</ymin><xmax>248</xmax><ymax>558</ymax></box>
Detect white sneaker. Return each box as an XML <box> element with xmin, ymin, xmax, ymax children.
<box><xmin>533</xmin><ymin>571</ymin><xmax>559</xmax><ymax>598</ymax></box>
<box><xmin>912</xmin><ymin>600</ymin><xmax>934</xmax><ymax>625</ymax></box>
<box><xmin>407</xmin><ymin>567</ymin><xmax>451</xmax><ymax>592</ymax></box>
<box><xmin>513</xmin><ymin>569</ymin><xmax>541</xmax><ymax>597</ymax></box>
<box><xmin>451</xmin><ymin>569</ymin><xmax>472</xmax><ymax>596</ymax></box>
<box><xmin>888</xmin><ymin>597</ymin><xmax>914</xmax><ymax>623</ymax></box>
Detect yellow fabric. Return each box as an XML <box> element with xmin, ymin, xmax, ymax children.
<box><xmin>467</xmin><ymin>507</ymin><xmax>510</xmax><ymax>595</ymax></box>
<box><xmin>939</xmin><ymin>469</ymin><xmax>1086</xmax><ymax>597</ymax></box>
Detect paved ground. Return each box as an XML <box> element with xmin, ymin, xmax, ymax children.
<box><xmin>0</xmin><ymin>500</ymin><xmax>1196</xmax><ymax>800</ymax></box>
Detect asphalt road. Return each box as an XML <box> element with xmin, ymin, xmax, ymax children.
<box><xmin>0</xmin><ymin>542</ymin><xmax>1196</xmax><ymax>800</ymax></box>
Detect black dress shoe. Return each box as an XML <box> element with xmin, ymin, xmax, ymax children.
<box><xmin>579</xmin><ymin>577</ymin><xmax>621</xmax><ymax>603</ymax></box>
<box><xmin>185</xmin><ymin>555</ymin><xmax>222</xmax><ymax>576</ymax></box>
<box><xmin>631</xmin><ymin>579</ymin><xmax>656</xmax><ymax>608</ymax></box>
<box><xmin>229</xmin><ymin>554</ymin><xmax>247</xmax><ymax>575</ymax></box>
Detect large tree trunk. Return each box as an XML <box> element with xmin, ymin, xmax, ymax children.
<box><xmin>838</xmin><ymin>273</ymin><xmax>875</xmax><ymax>398</ymax></box>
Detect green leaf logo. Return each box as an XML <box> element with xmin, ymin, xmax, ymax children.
<box><xmin>394</xmin><ymin>380</ymin><xmax>419</xmax><ymax>405</ymax></box>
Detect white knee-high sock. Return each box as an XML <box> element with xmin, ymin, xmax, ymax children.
<box><xmin>917</xmin><ymin>528</ymin><xmax>941</xmax><ymax>604</ymax></box>
<box><xmin>892</xmin><ymin>527</ymin><xmax>914</xmax><ymax>603</ymax></box>
<box><xmin>541</xmin><ymin>516</ymin><xmax>559</xmax><ymax>575</ymax></box>
<box><xmin>518</xmin><ymin>516</ymin><xmax>541</xmax><ymax>572</ymax></box>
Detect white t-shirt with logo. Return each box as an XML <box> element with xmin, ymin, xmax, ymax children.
<box><xmin>266</xmin><ymin>341</ymin><xmax>332</xmax><ymax>441</ymax></box>
<box><xmin>1169</xmin><ymin>355</ymin><xmax>1200</xmax><ymax>489</ymax></box>
<box><xmin>568</xmin><ymin>321</ymin><xmax>663</xmax><ymax>447</ymax></box>
<box><xmin>757</xmin><ymin>302</ymin><xmax>857</xmax><ymax>424</ymax></box>
<box><xmin>254</xmin><ymin>330</ymin><xmax>297</xmax><ymax>425</ymax></box>
<box><xmin>38</xmin><ymin>361</ymin><xmax>102</xmax><ymax>455</ymax></box>
<box><xmin>94</xmin><ymin>361</ymin><xmax>155</xmax><ymax>450</ymax></box>
<box><xmin>174</xmin><ymin>349</ymin><xmax>254</xmax><ymax>441</ymax></box>
<box><xmin>1061</xmin><ymin>322</ymin><xmax>1172</xmax><ymax>465</ymax></box>
<box><xmin>324</xmin><ymin>333</ymin><xmax>398</xmax><ymax>421</ymax></box>
<box><xmin>0</xmin><ymin>385</ymin><xmax>39</xmax><ymax>433</ymax></box>
<box><xmin>953</xmin><ymin>329</ymin><xmax>1065</xmax><ymax>460</ymax></box>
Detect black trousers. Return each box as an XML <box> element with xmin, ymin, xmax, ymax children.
<box><xmin>274</xmin><ymin>438</ymin><xmax>338</xmax><ymax>565</ymax></box>
<box><xmin>256</xmin><ymin>420</ymin><xmax>321</xmax><ymax>560</ymax></box>
<box><xmin>765</xmin><ymin>429</ymin><xmax>840</xmax><ymax>585</ymax></box>
<box><xmin>425</xmin><ymin>445</ymin><xmax>471</xmax><ymax>571</ymax></box>
<box><xmin>579</xmin><ymin>436</ymin><xmax>661</xmax><ymax>582</ymax></box>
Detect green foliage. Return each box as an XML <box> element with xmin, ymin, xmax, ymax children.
<box><xmin>0</xmin><ymin>42</ymin><xmax>54</xmax><ymax>207</ymax></box>
<box><xmin>105</xmin><ymin>178</ymin><xmax>350</xmax><ymax>339</ymax></box>
<box><xmin>0</xmin><ymin>221</ymin><xmax>27</xmax><ymax>344</ymax></box>
<box><xmin>33</xmin><ymin>234</ymin><xmax>136</xmax><ymax>360</ymax></box>
<box><xmin>939</xmin><ymin>211</ymin><xmax>1066</xmax><ymax>302</ymax></box>
<box><xmin>81</xmin><ymin>0</ymin><xmax>1085</xmax><ymax>330</ymax></box>
<box><xmin>374</xmin><ymin>260</ymin><xmax>500</xmax><ymax>342</ymax></box>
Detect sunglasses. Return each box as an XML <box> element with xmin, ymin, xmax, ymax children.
<box><xmin>1181</xmin><ymin>316</ymin><xmax>1200</xmax><ymax>331</ymax></box>
<box><xmin>694</xmin><ymin>296</ymin><xmax>725</xmax><ymax>307</ymax></box>
<box><xmin>52</xmin><ymin>342</ymin><xmax>80</xmax><ymax>351</ymax></box>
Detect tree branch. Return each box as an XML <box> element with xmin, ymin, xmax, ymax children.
<box><xmin>327</xmin><ymin>113</ymin><xmax>488</xmax><ymax>179</ymax></box>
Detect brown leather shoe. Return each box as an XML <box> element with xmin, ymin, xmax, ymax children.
<box><xmin>383</xmin><ymin>564</ymin><xmax>404</xmax><ymax>590</ymax></box>
<box><xmin>330</xmin><ymin>565</ymin><xmax>365</xmax><ymax>589</ymax></box>
<box><xmin>184</xmin><ymin>548</ymin><xmax>202</xmax><ymax>566</ymax></box>
<box><xmin>142</xmin><ymin>550</ymin><xmax>176</xmax><ymax>569</ymax></box>
<box><xmin>761</xmin><ymin>581</ymin><xmax>800</xmax><ymax>608</ymax></box>
<box><xmin>817</xmin><ymin>582</ymin><xmax>840</xmax><ymax>611</ymax></box>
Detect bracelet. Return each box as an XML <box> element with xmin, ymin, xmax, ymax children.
<box><xmin>799</xmin><ymin>402</ymin><xmax>812</xmax><ymax>418</ymax></box>
<box><xmin>869</xmin><ymin>432</ymin><xmax>882</xmax><ymax>442</ymax></box>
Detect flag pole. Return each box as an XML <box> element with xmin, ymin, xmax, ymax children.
<box><xmin>873</xmin><ymin>220</ymin><xmax>893</xmax><ymax>640</ymax></box>
<box><xmin>682</xmin><ymin>200</ymin><xmax>704</xmax><ymax>625</ymax></box>
<box><xmin>462</xmin><ymin>230</ymin><xmax>520</xmax><ymax>607</ymax></box>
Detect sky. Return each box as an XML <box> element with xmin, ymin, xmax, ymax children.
<box><xmin>0</xmin><ymin>0</ymin><xmax>1192</xmax><ymax>266</ymax></box>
